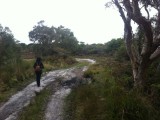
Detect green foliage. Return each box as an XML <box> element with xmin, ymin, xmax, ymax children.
<box><xmin>83</xmin><ymin>63</ymin><xmax>102</xmax><ymax>79</ymax></box>
<box><xmin>0</xmin><ymin>59</ymin><xmax>35</xmax><ymax>102</ymax></box>
<box><xmin>56</xmin><ymin>26</ymin><xmax>79</xmax><ymax>54</ymax></box>
<box><xmin>104</xmin><ymin>38</ymin><xmax>123</xmax><ymax>55</ymax></box>
<box><xmin>28</xmin><ymin>21</ymin><xmax>130</xmax><ymax>58</ymax></box>
<box><xmin>146</xmin><ymin>59</ymin><xmax>160</xmax><ymax>109</ymax></box>
<box><xmin>29</xmin><ymin>21</ymin><xmax>79</xmax><ymax>56</ymax></box>
<box><xmin>18</xmin><ymin>83</ymin><xmax>54</xmax><ymax>120</ymax></box>
<box><xmin>147</xmin><ymin>59</ymin><xmax>160</xmax><ymax>84</ymax></box>
<box><xmin>0</xmin><ymin>24</ymin><xmax>20</xmax><ymax>65</ymax></box>
<box><xmin>65</xmin><ymin>85</ymin><xmax>157</xmax><ymax>120</ymax></box>
<box><xmin>43</xmin><ymin>55</ymin><xmax>77</xmax><ymax>70</ymax></box>
<box><xmin>0</xmin><ymin>54</ymin><xmax>78</xmax><ymax>103</ymax></box>
<box><xmin>103</xmin><ymin>38</ymin><xmax>129</xmax><ymax>61</ymax></box>
<box><xmin>114</xmin><ymin>44</ymin><xmax>129</xmax><ymax>62</ymax></box>
<box><xmin>78</xmin><ymin>43</ymin><xmax>105</xmax><ymax>55</ymax></box>
<box><xmin>0</xmin><ymin>24</ymin><xmax>30</xmax><ymax>92</ymax></box>
<box><xmin>64</xmin><ymin>57</ymin><xmax>159</xmax><ymax>120</ymax></box>
<box><xmin>150</xmin><ymin>84</ymin><xmax>160</xmax><ymax>109</ymax></box>
<box><xmin>28</xmin><ymin>21</ymin><xmax>130</xmax><ymax>57</ymax></box>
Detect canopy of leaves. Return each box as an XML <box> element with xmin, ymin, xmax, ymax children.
<box><xmin>0</xmin><ymin>24</ymin><xmax>20</xmax><ymax>65</ymax></box>
<box><xmin>29</xmin><ymin>21</ymin><xmax>79</xmax><ymax>56</ymax></box>
<box><xmin>104</xmin><ymin>38</ymin><xmax>124</xmax><ymax>54</ymax></box>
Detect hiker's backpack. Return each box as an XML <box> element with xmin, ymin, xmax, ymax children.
<box><xmin>35</xmin><ymin>63</ymin><xmax>41</xmax><ymax>72</ymax></box>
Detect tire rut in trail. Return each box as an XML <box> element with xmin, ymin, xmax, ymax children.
<box><xmin>44</xmin><ymin>70</ymin><xmax>78</xmax><ymax>120</ymax></box>
<box><xmin>44</xmin><ymin>67</ymin><xmax>91</xmax><ymax>120</ymax></box>
<box><xmin>17</xmin><ymin>79</ymin><xmax>61</xmax><ymax>120</ymax></box>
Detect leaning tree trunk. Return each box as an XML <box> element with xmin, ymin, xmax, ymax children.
<box><xmin>113</xmin><ymin>0</ymin><xmax>160</xmax><ymax>91</ymax></box>
<box><xmin>131</xmin><ymin>59</ymin><xmax>151</xmax><ymax>90</ymax></box>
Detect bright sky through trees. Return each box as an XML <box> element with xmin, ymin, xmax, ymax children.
<box><xmin>0</xmin><ymin>0</ymin><xmax>124</xmax><ymax>44</ymax></box>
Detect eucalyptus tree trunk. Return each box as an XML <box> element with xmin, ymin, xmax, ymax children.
<box><xmin>111</xmin><ymin>0</ymin><xmax>160</xmax><ymax>89</ymax></box>
<box><xmin>132</xmin><ymin>58</ymin><xmax>150</xmax><ymax>89</ymax></box>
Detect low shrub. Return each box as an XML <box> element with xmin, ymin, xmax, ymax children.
<box><xmin>64</xmin><ymin>57</ymin><xmax>159</xmax><ymax>120</ymax></box>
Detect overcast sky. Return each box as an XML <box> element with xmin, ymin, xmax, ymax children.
<box><xmin>0</xmin><ymin>0</ymin><xmax>124</xmax><ymax>44</ymax></box>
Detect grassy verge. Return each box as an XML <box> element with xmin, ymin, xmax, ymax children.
<box><xmin>16</xmin><ymin>57</ymin><xmax>90</xmax><ymax>120</ymax></box>
<box><xmin>18</xmin><ymin>82</ymin><xmax>56</xmax><ymax>120</ymax></box>
<box><xmin>0</xmin><ymin>56</ymin><xmax>80</xmax><ymax>104</ymax></box>
<box><xmin>0</xmin><ymin>59</ymin><xmax>35</xmax><ymax>103</ymax></box>
<box><xmin>75</xmin><ymin>61</ymin><xmax>91</xmax><ymax>68</ymax></box>
<box><xmin>64</xmin><ymin>57</ymin><xmax>159</xmax><ymax>120</ymax></box>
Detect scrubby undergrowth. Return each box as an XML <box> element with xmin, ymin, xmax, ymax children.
<box><xmin>0</xmin><ymin>55</ymin><xmax>77</xmax><ymax>103</ymax></box>
<box><xmin>64</xmin><ymin>57</ymin><xmax>160</xmax><ymax>120</ymax></box>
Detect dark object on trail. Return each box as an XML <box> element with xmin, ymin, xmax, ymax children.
<box><xmin>33</xmin><ymin>57</ymin><xmax>44</xmax><ymax>87</ymax></box>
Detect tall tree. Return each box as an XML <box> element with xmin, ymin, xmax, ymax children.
<box><xmin>106</xmin><ymin>0</ymin><xmax>160</xmax><ymax>89</ymax></box>
<box><xmin>0</xmin><ymin>24</ymin><xmax>19</xmax><ymax>65</ymax></box>
<box><xmin>29</xmin><ymin>21</ymin><xmax>79</xmax><ymax>55</ymax></box>
<box><xmin>29</xmin><ymin>20</ymin><xmax>56</xmax><ymax>56</ymax></box>
<box><xmin>104</xmin><ymin>38</ymin><xmax>124</xmax><ymax>55</ymax></box>
<box><xmin>29</xmin><ymin>20</ymin><xmax>56</xmax><ymax>44</ymax></box>
<box><xmin>55</xmin><ymin>25</ymin><xmax>79</xmax><ymax>54</ymax></box>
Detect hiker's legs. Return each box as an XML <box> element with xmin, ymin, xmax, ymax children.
<box><xmin>36</xmin><ymin>73</ymin><xmax>41</xmax><ymax>87</ymax></box>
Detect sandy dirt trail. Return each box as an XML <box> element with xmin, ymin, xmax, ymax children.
<box><xmin>0</xmin><ymin>59</ymin><xmax>95</xmax><ymax>120</ymax></box>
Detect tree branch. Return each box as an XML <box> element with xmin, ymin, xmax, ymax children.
<box><xmin>150</xmin><ymin>46</ymin><xmax>160</xmax><ymax>61</ymax></box>
<box><xmin>152</xmin><ymin>10</ymin><xmax>160</xmax><ymax>52</ymax></box>
<box><xmin>123</xmin><ymin>0</ymin><xmax>153</xmax><ymax>57</ymax></box>
<box><xmin>114</xmin><ymin>0</ymin><xmax>127</xmax><ymax>23</ymax></box>
<box><xmin>144</xmin><ymin>5</ymin><xmax>150</xmax><ymax>20</ymax></box>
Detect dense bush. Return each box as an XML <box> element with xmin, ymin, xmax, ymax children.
<box><xmin>43</xmin><ymin>55</ymin><xmax>77</xmax><ymax>69</ymax></box>
<box><xmin>64</xmin><ymin>57</ymin><xmax>159</xmax><ymax>120</ymax></box>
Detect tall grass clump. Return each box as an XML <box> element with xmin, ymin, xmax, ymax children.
<box><xmin>43</xmin><ymin>55</ymin><xmax>77</xmax><ymax>70</ymax></box>
<box><xmin>0</xmin><ymin>58</ymin><xmax>35</xmax><ymax>102</ymax></box>
<box><xmin>64</xmin><ymin>57</ymin><xmax>159</xmax><ymax>120</ymax></box>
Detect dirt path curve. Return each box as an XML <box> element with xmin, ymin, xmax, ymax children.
<box><xmin>0</xmin><ymin>58</ymin><xmax>95</xmax><ymax>120</ymax></box>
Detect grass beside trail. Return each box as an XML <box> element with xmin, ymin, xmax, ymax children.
<box><xmin>0</xmin><ymin>59</ymin><xmax>35</xmax><ymax>104</ymax></box>
<box><xmin>17</xmin><ymin>58</ymin><xmax>90</xmax><ymax>120</ymax></box>
<box><xmin>18</xmin><ymin>82</ymin><xmax>56</xmax><ymax>120</ymax></box>
<box><xmin>64</xmin><ymin>57</ymin><xmax>159</xmax><ymax>120</ymax></box>
<box><xmin>0</xmin><ymin>56</ymin><xmax>86</xmax><ymax>104</ymax></box>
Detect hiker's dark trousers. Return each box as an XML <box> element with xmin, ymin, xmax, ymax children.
<box><xmin>36</xmin><ymin>73</ymin><xmax>41</xmax><ymax>87</ymax></box>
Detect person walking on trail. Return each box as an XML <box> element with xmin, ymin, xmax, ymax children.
<box><xmin>33</xmin><ymin>57</ymin><xmax>44</xmax><ymax>87</ymax></box>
